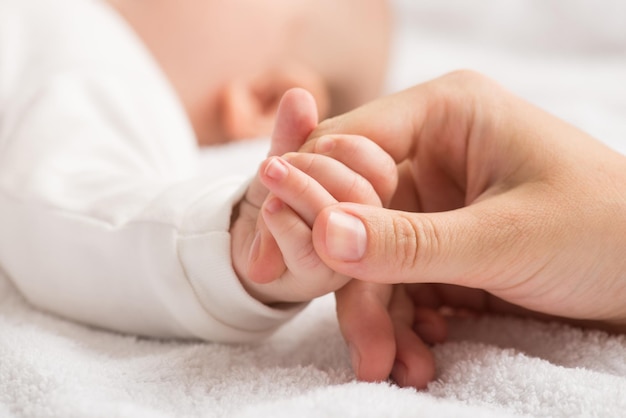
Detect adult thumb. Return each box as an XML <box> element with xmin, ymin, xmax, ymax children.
<box><xmin>312</xmin><ymin>202</ymin><xmax>515</xmax><ymax>287</ymax></box>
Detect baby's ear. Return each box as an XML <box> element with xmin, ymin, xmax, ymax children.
<box><xmin>218</xmin><ymin>81</ymin><xmax>272</xmax><ymax>141</ymax></box>
<box><xmin>217</xmin><ymin>66</ymin><xmax>328</xmax><ymax>142</ymax></box>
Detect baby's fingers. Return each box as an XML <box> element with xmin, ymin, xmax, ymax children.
<box><xmin>260</xmin><ymin>156</ymin><xmax>337</xmax><ymax>225</ymax></box>
<box><xmin>259</xmin><ymin>195</ymin><xmax>350</xmax><ymax>301</ymax></box>
<box><xmin>260</xmin><ymin>155</ymin><xmax>381</xmax><ymax>225</ymax></box>
<box><xmin>304</xmin><ymin>134</ymin><xmax>398</xmax><ymax>206</ymax></box>
<box><xmin>245</xmin><ymin>89</ymin><xmax>318</xmax><ymax>284</ymax></box>
<box><xmin>246</xmin><ymin>219</ymin><xmax>286</xmax><ymax>285</ymax></box>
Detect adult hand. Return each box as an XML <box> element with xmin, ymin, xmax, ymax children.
<box><xmin>305</xmin><ymin>70</ymin><xmax>626</xmax><ymax>387</ymax></box>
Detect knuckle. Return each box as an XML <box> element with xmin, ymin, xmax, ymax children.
<box><xmin>389</xmin><ymin>215</ymin><xmax>440</xmax><ymax>273</ymax></box>
<box><xmin>389</xmin><ymin>215</ymin><xmax>419</xmax><ymax>272</ymax></box>
<box><xmin>294</xmin><ymin>244</ymin><xmax>324</xmax><ymax>272</ymax></box>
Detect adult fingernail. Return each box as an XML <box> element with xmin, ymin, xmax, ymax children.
<box><xmin>326</xmin><ymin>211</ymin><xmax>366</xmax><ymax>261</ymax></box>
<box><xmin>264</xmin><ymin>157</ymin><xmax>288</xmax><ymax>181</ymax></box>
<box><xmin>349</xmin><ymin>343</ymin><xmax>361</xmax><ymax>376</ymax></box>
<box><xmin>248</xmin><ymin>231</ymin><xmax>261</xmax><ymax>264</ymax></box>
<box><xmin>391</xmin><ymin>361</ymin><xmax>408</xmax><ymax>387</ymax></box>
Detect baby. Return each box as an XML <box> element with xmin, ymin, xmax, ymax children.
<box><xmin>0</xmin><ymin>0</ymin><xmax>390</xmax><ymax>341</ymax></box>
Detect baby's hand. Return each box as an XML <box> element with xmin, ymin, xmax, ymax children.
<box><xmin>250</xmin><ymin>135</ymin><xmax>396</xmax><ymax>303</ymax></box>
<box><xmin>230</xmin><ymin>88</ymin><xmax>317</xmax><ymax>303</ymax></box>
<box><xmin>231</xmin><ymin>90</ymin><xmax>397</xmax><ymax>305</ymax></box>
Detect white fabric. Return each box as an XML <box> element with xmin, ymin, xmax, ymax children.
<box><xmin>0</xmin><ymin>0</ymin><xmax>300</xmax><ymax>343</ymax></box>
<box><xmin>2</xmin><ymin>0</ymin><xmax>626</xmax><ymax>416</ymax></box>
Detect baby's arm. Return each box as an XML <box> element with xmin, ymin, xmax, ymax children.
<box><xmin>0</xmin><ymin>81</ymin><xmax>314</xmax><ymax>343</ymax></box>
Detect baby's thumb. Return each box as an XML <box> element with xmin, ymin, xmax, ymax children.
<box><xmin>267</xmin><ymin>88</ymin><xmax>318</xmax><ymax>157</ymax></box>
<box><xmin>312</xmin><ymin>203</ymin><xmax>510</xmax><ymax>288</ymax></box>
<box><xmin>246</xmin><ymin>88</ymin><xmax>319</xmax><ymax>207</ymax></box>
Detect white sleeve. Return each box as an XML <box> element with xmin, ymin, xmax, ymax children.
<box><xmin>0</xmin><ymin>74</ymin><xmax>304</xmax><ymax>342</ymax></box>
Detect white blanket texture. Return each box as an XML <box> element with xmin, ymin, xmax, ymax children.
<box><xmin>2</xmin><ymin>1</ymin><xmax>626</xmax><ymax>416</ymax></box>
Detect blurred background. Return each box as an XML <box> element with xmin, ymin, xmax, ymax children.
<box><xmin>387</xmin><ymin>0</ymin><xmax>626</xmax><ymax>154</ymax></box>
<box><xmin>202</xmin><ymin>0</ymin><xmax>626</xmax><ymax>178</ymax></box>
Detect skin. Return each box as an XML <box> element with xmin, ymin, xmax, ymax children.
<box><xmin>231</xmin><ymin>89</ymin><xmax>398</xmax><ymax>304</ymax></box>
<box><xmin>245</xmin><ymin>71</ymin><xmax>626</xmax><ymax>388</ymax></box>
<box><xmin>106</xmin><ymin>0</ymin><xmax>391</xmax><ymax>145</ymax></box>
<box><xmin>299</xmin><ymin>70</ymin><xmax>626</xmax><ymax>388</ymax></box>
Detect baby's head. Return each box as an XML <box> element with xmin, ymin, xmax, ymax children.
<box><xmin>108</xmin><ymin>0</ymin><xmax>391</xmax><ymax>145</ymax></box>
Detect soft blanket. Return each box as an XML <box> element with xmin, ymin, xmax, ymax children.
<box><xmin>2</xmin><ymin>1</ymin><xmax>626</xmax><ymax>416</ymax></box>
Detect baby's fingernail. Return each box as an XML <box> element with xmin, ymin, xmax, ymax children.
<box><xmin>264</xmin><ymin>157</ymin><xmax>288</xmax><ymax>181</ymax></box>
<box><xmin>349</xmin><ymin>343</ymin><xmax>361</xmax><ymax>376</ymax></box>
<box><xmin>391</xmin><ymin>361</ymin><xmax>408</xmax><ymax>387</ymax></box>
<box><xmin>248</xmin><ymin>231</ymin><xmax>261</xmax><ymax>264</ymax></box>
<box><xmin>326</xmin><ymin>211</ymin><xmax>366</xmax><ymax>261</ymax></box>
<box><xmin>315</xmin><ymin>136</ymin><xmax>335</xmax><ymax>154</ymax></box>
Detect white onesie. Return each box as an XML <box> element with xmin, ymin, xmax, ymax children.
<box><xmin>0</xmin><ymin>0</ymin><xmax>300</xmax><ymax>342</ymax></box>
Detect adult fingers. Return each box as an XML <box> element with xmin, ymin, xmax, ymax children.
<box><xmin>413</xmin><ymin>307</ymin><xmax>448</xmax><ymax>345</ymax></box>
<box><xmin>306</xmin><ymin>71</ymin><xmax>495</xmax><ymax>164</ymax></box>
<box><xmin>387</xmin><ymin>285</ymin><xmax>436</xmax><ymax>389</ymax></box>
<box><xmin>312</xmin><ymin>189</ymin><xmax>543</xmax><ymax>291</ymax></box>
<box><xmin>335</xmin><ymin>281</ymin><xmax>396</xmax><ymax>383</ymax></box>
<box><xmin>336</xmin><ymin>282</ymin><xmax>439</xmax><ymax>387</ymax></box>
<box><xmin>303</xmin><ymin>87</ymin><xmax>421</xmax><ymax>163</ymax></box>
